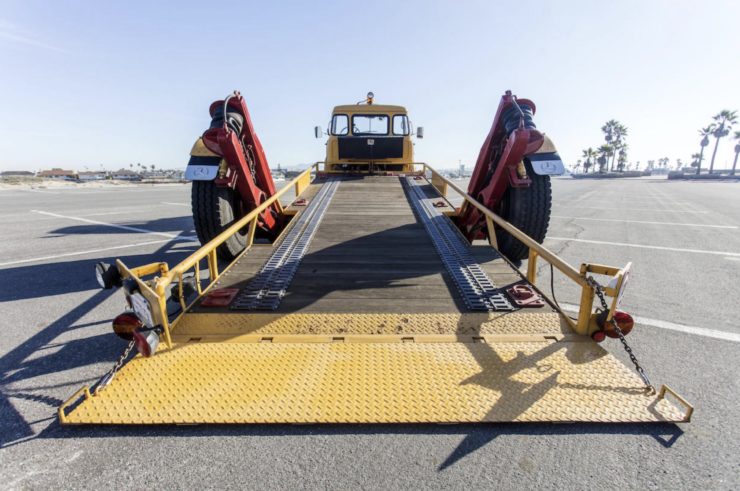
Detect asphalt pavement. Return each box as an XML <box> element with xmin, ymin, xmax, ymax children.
<box><xmin>0</xmin><ymin>177</ymin><xmax>738</xmax><ymax>490</ymax></box>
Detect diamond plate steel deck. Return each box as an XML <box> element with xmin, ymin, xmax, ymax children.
<box><xmin>402</xmin><ymin>177</ymin><xmax>514</xmax><ymax>311</ymax></box>
<box><xmin>60</xmin><ymin>340</ymin><xmax>687</xmax><ymax>424</ymax></box>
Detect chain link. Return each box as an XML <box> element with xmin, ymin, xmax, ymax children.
<box><xmin>586</xmin><ymin>276</ymin><xmax>656</xmax><ymax>395</ymax></box>
<box><xmin>95</xmin><ymin>340</ymin><xmax>135</xmax><ymax>393</ymax></box>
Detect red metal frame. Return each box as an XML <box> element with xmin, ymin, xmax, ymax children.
<box><xmin>201</xmin><ymin>91</ymin><xmax>280</xmax><ymax>233</ymax></box>
<box><xmin>457</xmin><ymin>91</ymin><xmax>544</xmax><ymax>240</ymax></box>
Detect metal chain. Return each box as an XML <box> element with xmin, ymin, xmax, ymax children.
<box><xmin>586</xmin><ymin>276</ymin><xmax>656</xmax><ymax>395</ymax></box>
<box><xmin>95</xmin><ymin>340</ymin><xmax>135</xmax><ymax>393</ymax></box>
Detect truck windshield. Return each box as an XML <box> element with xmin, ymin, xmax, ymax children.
<box><xmin>352</xmin><ymin>115</ymin><xmax>388</xmax><ymax>135</ymax></box>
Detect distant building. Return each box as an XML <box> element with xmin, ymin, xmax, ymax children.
<box><xmin>0</xmin><ymin>170</ymin><xmax>34</xmax><ymax>177</ymax></box>
<box><xmin>78</xmin><ymin>171</ymin><xmax>108</xmax><ymax>181</ymax></box>
<box><xmin>111</xmin><ymin>169</ymin><xmax>141</xmax><ymax>181</ymax></box>
<box><xmin>37</xmin><ymin>168</ymin><xmax>76</xmax><ymax>179</ymax></box>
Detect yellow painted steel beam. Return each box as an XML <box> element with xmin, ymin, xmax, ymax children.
<box><xmin>173</xmin><ymin>312</ymin><xmax>571</xmax><ymax>337</ymax></box>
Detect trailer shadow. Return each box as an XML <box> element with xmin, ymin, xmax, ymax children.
<box><xmin>13</xmin><ymin>419</ymin><xmax>684</xmax><ymax>469</ymax></box>
<box><xmin>43</xmin><ymin>216</ymin><xmax>197</xmax><ymax>239</ymax></box>
<box><xmin>2</xmin><ymin>214</ymin><xmax>198</xmax><ymax>302</ymax></box>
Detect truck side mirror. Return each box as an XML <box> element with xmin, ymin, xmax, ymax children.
<box><xmin>416</xmin><ymin>126</ymin><xmax>424</xmax><ymax>139</ymax></box>
<box><xmin>314</xmin><ymin>126</ymin><xmax>323</xmax><ymax>138</ymax></box>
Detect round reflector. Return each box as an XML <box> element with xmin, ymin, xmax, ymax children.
<box><xmin>591</xmin><ymin>330</ymin><xmax>606</xmax><ymax>343</ymax></box>
<box><xmin>133</xmin><ymin>329</ymin><xmax>160</xmax><ymax>358</ymax></box>
<box><xmin>112</xmin><ymin>312</ymin><xmax>143</xmax><ymax>340</ymax></box>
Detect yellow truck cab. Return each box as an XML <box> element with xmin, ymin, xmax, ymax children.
<box><xmin>316</xmin><ymin>92</ymin><xmax>421</xmax><ymax>174</ymax></box>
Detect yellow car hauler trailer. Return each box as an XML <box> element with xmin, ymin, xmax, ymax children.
<box><xmin>58</xmin><ymin>163</ymin><xmax>692</xmax><ymax>424</ymax></box>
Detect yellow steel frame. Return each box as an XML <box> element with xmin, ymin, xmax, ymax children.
<box><xmin>122</xmin><ymin>161</ymin><xmax>631</xmax><ymax>350</ymax></box>
<box><xmin>419</xmin><ymin>163</ymin><xmax>631</xmax><ymax>336</ymax></box>
<box><xmin>59</xmin><ymin>162</ymin><xmax>694</xmax><ymax>425</ymax></box>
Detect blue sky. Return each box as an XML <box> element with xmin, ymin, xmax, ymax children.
<box><xmin>1</xmin><ymin>0</ymin><xmax>738</xmax><ymax>171</ymax></box>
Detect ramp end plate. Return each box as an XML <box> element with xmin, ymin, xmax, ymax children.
<box><xmin>60</xmin><ymin>340</ymin><xmax>687</xmax><ymax>424</ymax></box>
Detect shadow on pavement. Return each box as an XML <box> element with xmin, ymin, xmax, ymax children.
<box><xmin>0</xmin><ymin>245</ymin><xmax>198</xmax><ymax>302</ymax></box>
<box><xmin>0</xmin><ymin>240</ymin><xmax>195</xmax><ymax>447</ymax></box>
<box><xmin>44</xmin><ymin>216</ymin><xmax>196</xmax><ymax>239</ymax></box>
<box><xmin>12</xmin><ymin>420</ymin><xmax>684</xmax><ymax>470</ymax></box>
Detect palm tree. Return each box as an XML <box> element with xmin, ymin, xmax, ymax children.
<box><xmin>616</xmin><ymin>144</ymin><xmax>629</xmax><ymax>172</ymax></box>
<box><xmin>617</xmin><ymin>153</ymin><xmax>627</xmax><ymax>172</ymax></box>
<box><xmin>647</xmin><ymin>160</ymin><xmax>655</xmax><ymax>170</ymax></box>
<box><xmin>597</xmin><ymin>144</ymin><xmax>612</xmax><ymax>173</ymax></box>
<box><xmin>601</xmin><ymin>120</ymin><xmax>618</xmax><ymax>142</ymax></box>
<box><xmin>601</xmin><ymin>120</ymin><xmax>616</xmax><ymax>170</ymax></box>
<box><xmin>612</xmin><ymin>123</ymin><xmax>628</xmax><ymax>171</ymax></box>
<box><xmin>695</xmin><ymin>125</ymin><xmax>713</xmax><ymax>175</ymax></box>
<box><xmin>708</xmin><ymin>110</ymin><xmax>737</xmax><ymax>174</ymax></box>
<box><xmin>601</xmin><ymin>120</ymin><xmax>628</xmax><ymax>171</ymax></box>
<box><xmin>582</xmin><ymin>147</ymin><xmax>597</xmax><ymax>173</ymax></box>
<box><xmin>690</xmin><ymin>153</ymin><xmax>702</xmax><ymax>169</ymax></box>
<box><xmin>732</xmin><ymin>130</ymin><xmax>740</xmax><ymax>176</ymax></box>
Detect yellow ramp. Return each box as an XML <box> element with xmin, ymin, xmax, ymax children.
<box><xmin>60</xmin><ymin>338</ymin><xmax>689</xmax><ymax>424</ymax></box>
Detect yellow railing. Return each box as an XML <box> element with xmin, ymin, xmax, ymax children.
<box><xmin>418</xmin><ymin>163</ymin><xmax>630</xmax><ymax>335</ymax></box>
<box><xmin>129</xmin><ymin>164</ymin><xmax>319</xmax><ymax>346</ymax></box>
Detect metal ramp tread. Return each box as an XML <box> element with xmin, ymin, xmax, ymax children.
<box><xmin>402</xmin><ymin>177</ymin><xmax>514</xmax><ymax>311</ymax></box>
<box><xmin>60</xmin><ymin>340</ymin><xmax>686</xmax><ymax>424</ymax></box>
<box><xmin>231</xmin><ymin>179</ymin><xmax>340</xmax><ymax>310</ymax></box>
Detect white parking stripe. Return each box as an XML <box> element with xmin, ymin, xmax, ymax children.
<box><xmin>162</xmin><ymin>202</ymin><xmax>190</xmax><ymax>207</ymax></box>
<box><xmin>31</xmin><ymin>210</ymin><xmax>198</xmax><ymax>241</ymax></box>
<box><xmin>0</xmin><ymin>239</ymin><xmax>179</xmax><ymax>267</ymax></box>
<box><xmin>554</xmin><ymin>206</ymin><xmax>709</xmax><ymax>214</ymax></box>
<box><xmin>725</xmin><ymin>257</ymin><xmax>740</xmax><ymax>261</ymax></box>
<box><xmin>546</xmin><ymin>236</ymin><xmax>740</xmax><ymax>257</ymax></box>
<box><xmin>550</xmin><ymin>215</ymin><xmax>736</xmax><ymax>229</ymax></box>
<box><xmin>82</xmin><ymin>210</ymin><xmax>141</xmax><ymax>217</ymax></box>
<box><xmin>558</xmin><ymin>303</ymin><xmax>740</xmax><ymax>343</ymax></box>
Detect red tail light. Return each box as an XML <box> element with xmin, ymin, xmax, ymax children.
<box><xmin>112</xmin><ymin>312</ymin><xmax>142</xmax><ymax>340</ymax></box>
<box><xmin>591</xmin><ymin>330</ymin><xmax>606</xmax><ymax>343</ymax></box>
<box><xmin>605</xmin><ymin>311</ymin><xmax>634</xmax><ymax>338</ymax></box>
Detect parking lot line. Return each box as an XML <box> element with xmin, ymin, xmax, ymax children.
<box><xmin>554</xmin><ymin>206</ymin><xmax>709</xmax><ymax>214</ymax></box>
<box><xmin>558</xmin><ymin>303</ymin><xmax>740</xmax><ymax>342</ymax></box>
<box><xmin>546</xmin><ymin>236</ymin><xmax>740</xmax><ymax>257</ymax></box>
<box><xmin>161</xmin><ymin>202</ymin><xmax>190</xmax><ymax>207</ymax></box>
<box><xmin>31</xmin><ymin>210</ymin><xmax>198</xmax><ymax>241</ymax></box>
<box><xmin>0</xmin><ymin>239</ymin><xmax>176</xmax><ymax>267</ymax></box>
<box><xmin>550</xmin><ymin>215</ymin><xmax>736</xmax><ymax>229</ymax></box>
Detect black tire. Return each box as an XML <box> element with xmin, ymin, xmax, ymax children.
<box><xmin>495</xmin><ymin>159</ymin><xmax>552</xmax><ymax>261</ymax></box>
<box><xmin>191</xmin><ymin>181</ymin><xmax>247</xmax><ymax>261</ymax></box>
